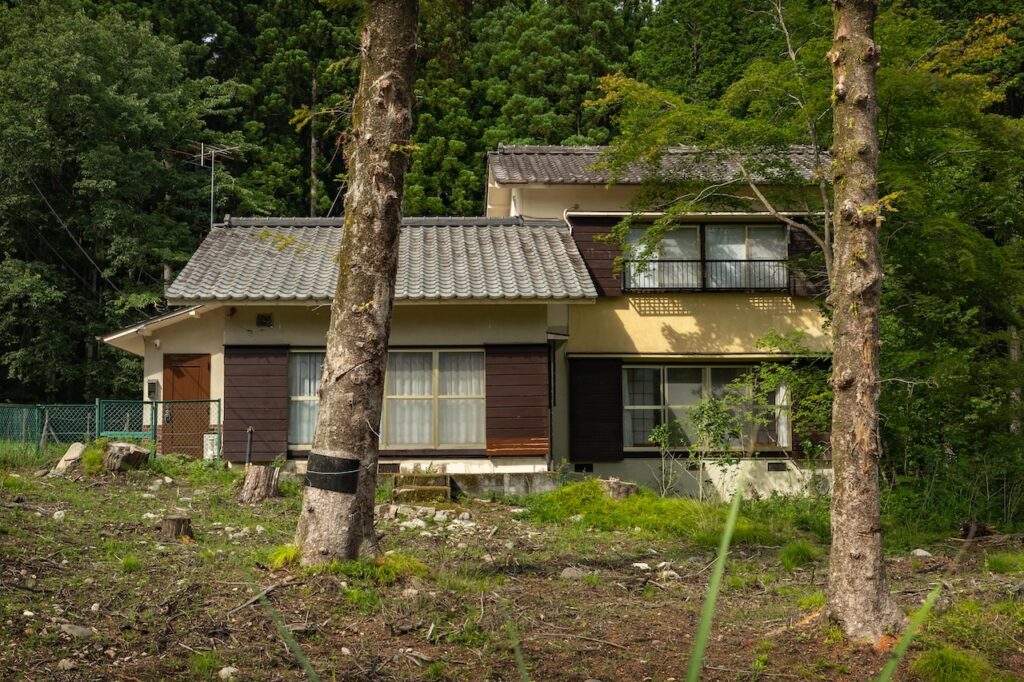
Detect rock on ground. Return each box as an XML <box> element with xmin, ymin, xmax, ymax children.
<box><xmin>50</xmin><ymin>442</ymin><xmax>86</xmax><ymax>476</ymax></box>
<box><xmin>218</xmin><ymin>666</ymin><xmax>240</xmax><ymax>680</ymax></box>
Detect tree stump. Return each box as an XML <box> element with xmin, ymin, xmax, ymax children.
<box><xmin>160</xmin><ymin>515</ymin><xmax>193</xmax><ymax>542</ymax></box>
<box><xmin>102</xmin><ymin>442</ymin><xmax>150</xmax><ymax>472</ymax></box>
<box><xmin>597</xmin><ymin>477</ymin><xmax>638</xmax><ymax>500</ymax></box>
<box><xmin>237</xmin><ymin>464</ymin><xmax>281</xmax><ymax>504</ymax></box>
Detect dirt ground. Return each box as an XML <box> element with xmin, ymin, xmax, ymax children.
<box><xmin>1</xmin><ymin>457</ymin><xmax>1022</xmax><ymax>681</ymax></box>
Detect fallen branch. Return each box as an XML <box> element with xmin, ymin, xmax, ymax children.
<box><xmin>532</xmin><ymin>631</ymin><xmax>628</xmax><ymax>650</ymax></box>
<box><xmin>226</xmin><ymin>577</ymin><xmax>295</xmax><ymax>615</ymax></box>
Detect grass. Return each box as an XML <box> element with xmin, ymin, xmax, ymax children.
<box><xmin>120</xmin><ymin>555</ymin><xmax>143</xmax><ymax>573</ymax></box>
<box><xmin>985</xmin><ymin>551</ymin><xmax>1024</xmax><ymax>574</ymax></box>
<box><xmin>269</xmin><ymin>544</ymin><xmax>300</xmax><ymax>569</ymax></box>
<box><xmin>797</xmin><ymin>590</ymin><xmax>826</xmax><ymax>609</ymax></box>
<box><xmin>780</xmin><ymin>540</ymin><xmax>820</xmax><ymax>571</ymax></box>
<box><xmin>911</xmin><ymin>646</ymin><xmax>994</xmax><ymax>682</ymax></box>
<box><xmin>187</xmin><ymin>650</ymin><xmax>222</xmax><ymax>679</ymax></box>
<box><xmin>81</xmin><ymin>439</ymin><xmax>106</xmax><ymax>475</ymax></box>
<box><xmin>315</xmin><ymin>553</ymin><xmax>428</xmax><ymax>585</ymax></box>
<box><xmin>522</xmin><ymin>480</ymin><xmax>784</xmax><ymax>546</ymax></box>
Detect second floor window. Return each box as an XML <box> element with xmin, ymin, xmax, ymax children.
<box><xmin>623</xmin><ymin>224</ymin><xmax>789</xmax><ymax>291</ymax></box>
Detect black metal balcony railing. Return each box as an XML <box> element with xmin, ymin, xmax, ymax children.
<box><xmin>622</xmin><ymin>259</ymin><xmax>790</xmax><ymax>292</ymax></box>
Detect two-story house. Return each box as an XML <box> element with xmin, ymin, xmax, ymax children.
<box><xmin>101</xmin><ymin>145</ymin><xmax>831</xmax><ymax>497</ymax></box>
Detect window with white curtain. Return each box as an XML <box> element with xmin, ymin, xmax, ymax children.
<box><xmin>288</xmin><ymin>351</ymin><xmax>325</xmax><ymax>446</ymax></box>
<box><xmin>625</xmin><ymin>228</ymin><xmax>701</xmax><ymax>289</ymax></box>
<box><xmin>622</xmin><ymin>365</ymin><xmax>790</xmax><ymax>451</ymax></box>
<box><xmin>383</xmin><ymin>350</ymin><xmax>485</xmax><ymax>449</ymax></box>
<box><xmin>706</xmin><ymin>225</ymin><xmax>788</xmax><ymax>289</ymax></box>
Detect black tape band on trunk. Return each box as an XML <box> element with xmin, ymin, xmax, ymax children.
<box><xmin>304</xmin><ymin>453</ymin><xmax>360</xmax><ymax>494</ymax></box>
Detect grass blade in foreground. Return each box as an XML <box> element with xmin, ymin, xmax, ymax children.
<box><xmin>685</xmin><ymin>484</ymin><xmax>744</xmax><ymax>682</ymax></box>
<box><xmin>246</xmin><ymin>575</ymin><xmax>321</xmax><ymax>682</ymax></box>
<box><xmin>876</xmin><ymin>583</ymin><xmax>942</xmax><ymax>682</ymax></box>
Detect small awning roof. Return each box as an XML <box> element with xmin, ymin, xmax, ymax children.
<box><xmin>98</xmin><ymin>305</ymin><xmax>206</xmax><ymax>356</ymax></box>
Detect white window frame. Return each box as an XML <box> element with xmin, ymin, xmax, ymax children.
<box><xmin>288</xmin><ymin>349</ymin><xmax>326</xmax><ymax>449</ymax></box>
<box><xmin>381</xmin><ymin>348</ymin><xmax>486</xmax><ymax>450</ymax></box>
<box><xmin>622</xmin><ymin>364</ymin><xmax>790</xmax><ymax>452</ymax></box>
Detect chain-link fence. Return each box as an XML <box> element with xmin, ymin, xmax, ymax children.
<box><xmin>0</xmin><ymin>400</ymin><xmax>220</xmax><ymax>458</ymax></box>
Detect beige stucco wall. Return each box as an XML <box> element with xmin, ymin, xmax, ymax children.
<box><xmin>509</xmin><ymin>185</ymin><xmax>641</xmax><ymax>219</ymax></box>
<box><xmin>220</xmin><ymin>303</ymin><xmax>554</xmax><ymax>348</ymax></box>
<box><xmin>567</xmin><ymin>293</ymin><xmax>829</xmax><ymax>355</ymax></box>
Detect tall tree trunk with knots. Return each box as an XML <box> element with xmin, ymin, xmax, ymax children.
<box><xmin>825</xmin><ymin>0</ymin><xmax>906</xmax><ymax>640</ymax></box>
<box><xmin>294</xmin><ymin>0</ymin><xmax>418</xmax><ymax>565</ymax></box>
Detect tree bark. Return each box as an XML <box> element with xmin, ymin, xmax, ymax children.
<box><xmin>294</xmin><ymin>0</ymin><xmax>418</xmax><ymax>565</ymax></box>
<box><xmin>237</xmin><ymin>464</ymin><xmax>281</xmax><ymax>504</ymax></box>
<box><xmin>825</xmin><ymin>0</ymin><xmax>906</xmax><ymax>640</ymax></box>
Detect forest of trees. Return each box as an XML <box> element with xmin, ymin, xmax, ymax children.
<box><xmin>1</xmin><ymin>1</ymin><xmax>1022</xmax><ymax>528</ymax></box>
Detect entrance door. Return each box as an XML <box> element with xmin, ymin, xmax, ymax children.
<box><xmin>162</xmin><ymin>354</ymin><xmax>211</xmax><ymax>457</ymax></box>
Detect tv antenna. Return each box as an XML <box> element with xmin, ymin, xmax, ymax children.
<box><xmin>169</xmin><ymin>142</ymin><xmax>242</xmax><ymax>229</ymax></box>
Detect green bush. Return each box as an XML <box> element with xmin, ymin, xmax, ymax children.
<box><xmin>780</xmin><ymin>540</ymin><xmax>820</xmax><ymax>571</ymax></box>
<box><xmin>911</xmin><ymin>646</ymin><xmax>993</xmax><ymax>682</ymax></box>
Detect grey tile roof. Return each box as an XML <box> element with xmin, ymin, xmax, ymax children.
<box><xmin>487</xmin><ymin>145</ymin><xmax>826</xmax><ymax>185</ymax></box>
<box><xmin>165</xmin><ymin>216</ymin><xmax>598</xmax><ymax>303</ymax></box>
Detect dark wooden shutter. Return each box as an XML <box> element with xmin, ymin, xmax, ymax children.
<box><xmin>788</xmin><ymin>227</ymin><xmax>828</xmax><ymax>297</ymax></box>
<box><xmin>223</xmin><ymin>346</ymin><xmax>289</xmax><ymax>462</ymax></box>
<box><xmin>485</xmin><ymin>345</ymin><xmax>550</xmax><ymax>456</ymax></box>
<box><xmin>568</xmin><ymin>358</ymin><xmax>623</xmax><ymax>462</ymax></box>
<box><xmin>568</xmin><ymin>216</ymin><xmax>621</xmax><ymax>296</ymax></box>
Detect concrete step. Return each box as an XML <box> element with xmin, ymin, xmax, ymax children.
<box><xmin>393</xmin><ymin>485</ymin><xmax>451</xmax><ymax>503</ymax></box>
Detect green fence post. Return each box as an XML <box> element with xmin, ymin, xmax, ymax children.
<box><xmin>93</xmin><ymin>399</ymin><xmax>100</xmax><ymax>442</ymax></box>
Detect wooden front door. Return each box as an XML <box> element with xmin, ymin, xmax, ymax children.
<box><xmin>162</xmin><ymin>354</ymin><xmax>211</xmax><ymax>457</ymax></box>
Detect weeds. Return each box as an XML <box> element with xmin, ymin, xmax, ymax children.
<box><xmin>780</xmin><ymin>540</ymin><xmax>820</xmax><ymax>571</ymax></box>
<box><xmin>911</xmin><ymin>646</ymin><xmax>993</xmax><ymax>682</ymax></box>
<box><xmin>187</xmin><ymin>650</ymin><xmax>222</xmax><ymax>679</ymax></box>
<box><xmin>269</xmin><ymin>544</ymin><xmax>301</xmax><ymax>569</ymax></box>
<box><xmin>522</xmin><ymin>480</ymin><xmax>782</xmax><ymax>546</ymax></box>
<box><xmin>984</xmin><ymin>551</ymin><xmax>1024</xmax><ymax>574</ymax></box>
<box><xmin>797</xmin><ymin>591</ymin><xmax>826</xmax><ymax>609</ymax></box>
<box><xmin>120</xmin><ymin>555</ymin><xmax>143</xmax><ymax>573</ymax></box>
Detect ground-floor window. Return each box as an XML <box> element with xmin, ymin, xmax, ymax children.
<box><xmin>287</xmin><ymin>349</ymin><xmax>487</xmax><ymax>450</ymax></box>
<box><xmin>622</xmin><ymin>365</ymin><xmax>789</xmax><ymax>451</ymax></box>
<box><xmin>288</xmin><ymin>351</ymin><xmax>325</xmax><ymax>447</ymax></box>
<box><xmin>383</xmin><ymin>350</ymin><xmax>485</xmax><ymax>449</ymax></box>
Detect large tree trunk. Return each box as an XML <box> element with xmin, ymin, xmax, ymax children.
<box><xmin>294</xmin><ymin>0</ymin><xmax>418</xmax><ymax>565</ymax></box>
<box><xmin>825</xmin><ymin>0</ymin><xmax>906</xmax><ymax>640</ymax></box>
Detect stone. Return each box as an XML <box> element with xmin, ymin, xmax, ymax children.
<box><xmin>57</xmin><ymin>659</ymin><xmax>76</xmax><ymax>671</ymax></box>
<box><xmin>218</xmin><ymin>666</ymin><xmax>240</xmax><ymax>680</ymax></box>
<box><xmin>341</xmin><ymin>647</ymin><xmax>352</xmax><ymax>656</ymax></box>
<box><xmin>632</xmin><ymin>562</ymin><xmax>652</xmax><ymax>571</ymax></box>
<box><xmin>59</xmin><ymin>623</ymin><xmax>95</xmax><ymax>639</ymax></box>
<box><xmin>457</xmin><ymin>512</ymin><xmax>471</xmax><ymax>521</ymax></box>
<box><xmin>416</xmin><ymin>506</ymin><xmax>436</xmax><ymax>518</ymax></box>
<box><xmin>52</xmin><ymin>510</ymin><xmax>66</xmax><ymax>522</ymax></box>
<box><xmin>51</xmin><ymin>443</ymin><xmax>86</xmax><ymax>476</ymax></box>
<box><xmin>658</xmin><ymin>570</ymin><xmax>681</xmax><ymax>580</ymax></box>
<box><xmin>560</xmin><ymin>567</ymin><xmax>587</xmax><ymax>580</ymax></box>
<box><xmin>384</xmin><ymin>505</ymin><xmax>399</xmax><ymax>520</ymax></box>
<box><xmin>395</xmin><ymin>505</ymin><xmax>417</xmax><ymax>518</ymax></box>
<box><xmin>22</xmin><ymin>610</ymin><xmax>34</xmax><ymax>617</ymax></box>
<box><xmin>911</xmin><ymin>549</ymin><xmax>932</xmax><ymax>558</ymax></box>
<box><xmin>90</xmin><ymin>603</ymin><xmax>100</xmax><ymax>613</ymax></box>
<box><xmin>142</xmin><ymin>513</ymin><xmax>159</xmax><ymax>520</ymax></box>
<box><xmin>399</xmin><ymin>518</ymin><xmax>427</xmax><ymax>530</ymax></box>
<box><xmin>568</xmin><ymin>513</ymin><xmax>584</xmax><ymax>523</ymax></box>
<box><xmin>434</xmin><ymin>510</ymin><xmax>452</xmax><ymax>522</ymax></box>
<box><xmin>102</xmin><ymin>442</ymin><xmax>150</xmax><ymax>472</ymax></box>
<box><xmin>597</xmin><ymin>477</ymin><xmax>638</xmax><ymax>500</ymax></box>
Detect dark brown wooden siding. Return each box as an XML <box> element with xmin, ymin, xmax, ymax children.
<box><xmin>788</xmin><ymin>227</ymin><xmax>828</xmax><ymax>297</ymax></box>
<box><xmin>485</xmin><ymin>345</ymin><xmax>550</xmax><ymax>456</ymax></box>
<box><xmin>567</xmin><ymin>216</ymin><xmax>621</xmax><ymax>296</ymax></box>
<box><xmin>568</xmin><ymin>358</ymin><xmax>623</xmax><ymax>462</ymax></box>
<box><xmin>223</xmin><ymin>346</ymin><xmax>289</xmax><ymax>462</ymax></box>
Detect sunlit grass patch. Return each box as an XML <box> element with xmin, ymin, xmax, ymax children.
<box><xmin>268</xmin><ymin>544</ymin><xmax>300</xmax><ymax>569</ymax></box>
<box><xmin>912</xmin><ymin>646</ymin><xmax>993</xmax><ymax>682</ymax></box>
<box><xmin>780</xmin><ymin>540</ymin><xmax>821</xmax><ymax>571</ymax></box>
<box><xmin>120</xmin><ymin>554</ymin><xmax>143</xmax><ymax>573</ymax></box>
<box><xmin>797</xmin><ymin>590</ymin><xmax>826</xmax><ymax>609</ymax></box>
<box><xmin>984</xmin><ymin>551</ymin><xmax>1024</xmax><ymax>574</ymax></box>
<box><xmin>186</xmin><ymin>649</ymin><xmax>222</xmax><ymax>679</ymax></box>
<box><xmin>312</xmin><ymin>552</ymin><xmax>428</xmax><ymax>585</ymax></box>
<box><xmin>521</xmin><ymin>480</ymin><xmax>784</xmax><ymax>546</ymax></box>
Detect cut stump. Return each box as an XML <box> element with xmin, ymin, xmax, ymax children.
<box><xmin>237</xmin><ymin>464</ymin><xmax>281</xmax><ymax>504</ymax></box>
<box><xmin>160</xmin><ymin>515</ymin><xmax>193</xmax><ymax>542</ymax></box>
<box><xmin>102</xmin><ymin>442</ymin><xmax>150</xmax><ymax>472</ymax></box>
<box><xmin>597</xmin><ymin>477</ymin><xmax>638</xmax><ymax>500</ymax></box>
